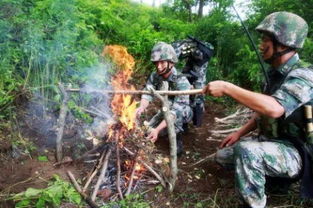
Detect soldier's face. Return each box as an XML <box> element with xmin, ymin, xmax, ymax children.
<box><xmin>259</xmin><ymin>34</ymin><xmax>274</xmax><ymax>61</ymax></box>
<box><xmin>154</xmin><ymin>60</ymin><xmax>173</xmax><ymax>77</ymax></box>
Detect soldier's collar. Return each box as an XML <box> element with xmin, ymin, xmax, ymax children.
<box><xmin>276</xmin><ymin>53</ymin><xmax>299</xmax><ymax>75</ymax></box>
<box><xmin>166</xmin><ymin>67</ymin><xmax>178</xmax><ymax>82</ymax></box>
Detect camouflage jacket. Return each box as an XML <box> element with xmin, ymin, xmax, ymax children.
<box><xmin>141</xmin><ymin>67</ymin><xmax>191</xmax><ymax>116</ymax></box>
<box><xmin>257</xmin><ymin>53</ymin><xmax>313</xmax><ymax>140</ymax></box>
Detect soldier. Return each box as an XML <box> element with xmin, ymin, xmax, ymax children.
<box><xmin>203</xmin><ymin>12</ymin><xmax>313</xmax><ymax>208</ymax></box>
<box><xmin>136</xmin><ymin>42</ymin><xmax>193</xmax><ymax>156</ymax></box>
<box><xmin>172</xmin><ymin>37</ymin><xmax>214</xmax><ymax>127</ymax></box>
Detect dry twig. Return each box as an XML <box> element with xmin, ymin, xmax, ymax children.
<box><xmin>67</xmin><ymin>171</ymin><xmax>99</xmax><ymax>208</ymax></box>
<box><xmin>123</xmin><ymin>147</ymin><xmax>166</xmax><ymax>187</ymax></box>
<box><xmin>91</xmin><ymin>148</ymin><xmax>112</xmax><ymax>201</ymax></box>
<box><xmin>83</xmin><ymin>149</ymin><xmax>107</xmax><ymax>193</ymax></box>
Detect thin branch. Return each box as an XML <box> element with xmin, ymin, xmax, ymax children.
<box><xmin>209</xmin><ymin>127</ymin><xmax>240</xmax><ymax>134</ymax></box>
<box><xmin>83</xmin><ymin>149</ymin><xmax>106</xmax><ymax>193</ymax></box>
<box><xmin>91</xmin><ymin>148</ymin><xmax>112</xmax><ymax>201</ymax></box>
<box><xmin>115</xmin><ymin>134</ymin><xmax>123</xmax><ymax>200</ymax></box>
<box><xmin>123</xmin><ymin>147</ymin><xmax>166</xmax><ymax>187</ymax></box>
<box><xmin>67</xmin><ymin>171</ymin><xmax>99</xmax><ymax>208</ymax></box>
<box><xmin>125</xmin><ymin>155</ymin><xmax>139</xmax><ymax>196</ymax></box>
<box><xmin>189</xmin><ymin>152</ymin><xmax>216</xmax><ymax>167</ymax></box>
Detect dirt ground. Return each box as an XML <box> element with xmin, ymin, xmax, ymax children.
<box><xmin>0</xmin><ymin>101</ymin><xmax>291</xmax><ymax>208</ymax></box>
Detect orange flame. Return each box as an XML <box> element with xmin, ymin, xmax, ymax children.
<box><xmin>103</xmin><ymin>45</ymin><xmax>137</xmax><ymax>131</ymax></box>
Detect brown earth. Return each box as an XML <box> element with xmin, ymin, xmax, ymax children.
<box><xmin>0</xmin><ymin>101</ymin><xmax>303</xmax><ymax>208</ymax></box>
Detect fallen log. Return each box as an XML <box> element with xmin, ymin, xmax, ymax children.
<box><xmin>66</xmin><ymin>88</ymin><xmax>203</xmax><ymax>96</ymax></box>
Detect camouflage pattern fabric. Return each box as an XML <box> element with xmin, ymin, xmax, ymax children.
<box><xmin>151</xmin><ymin>42</ymin><xmax>178</xmax><ymax>63</ymax></box>
<box><xmin>216</xmin><ymin>53</ymin><xmax>313</xmax><ymax>208</ymax></box>
<box><xmin>142</xmin><ymin>67</ymin><xmax>193</xmax><ymax>133</ymax></box>
<box><xmin>260</xmin><ymin>53</ymin><xmax>313</xmax><ymax>139</ymax></box>
<box><xmin>216</xmin><ymin>136</ymin><xmax>302</xmax><ymax>208</ymax></box>
<box><xmin>188</xmin><ymin>60</ymin><xmax>208</xmax><ymax>108</ymax></box>
<box><xmin>256</xmin><ymin>12</ymin><xmax>308</xmax><ymax>49</ymax></box>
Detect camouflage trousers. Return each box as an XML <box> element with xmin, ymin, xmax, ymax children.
<box><xmin>190</xmin><ymin>62</ymin><xmax>208</xmax><ymax>109</ymax></box>
<box><xmin>147</xmin><ymin>105</ymin><xmax>192</xmax><ymax>134</ymax></box>
<box><xmin>215</xmin><ymin>136</ymin><xmax>302</xmax><ymax>208</ymax></box>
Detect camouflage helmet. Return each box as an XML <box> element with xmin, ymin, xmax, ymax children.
<box><xmin>256</xmin><ymin>12</ymin><xmax>308</xmax><ymax>49</ymax></box>
<box><xmin>151</xmin><ymin>42</ymin><xmax>178</xmax><ymax>63</ymax></box>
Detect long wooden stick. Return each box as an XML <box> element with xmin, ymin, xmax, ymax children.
<box><xmin>67</xmin><ymin>171</ymin><xmax>99</xmax><ymax>208</ymax></box>
<box><xmin>189</xmin><ymin>152</ymin><xmax>216</xmax><ymax>167</ymax></box>
<box><xmin>56</xmin><ymin>83</ymin><xmax>69</xmax><ymax>162</ymax></box>
<box><xmin>67</xmin><ymin>88</ymin><xmax>203</xmax><ymax>96</ymax></box>
<box><xmin>152</xmin><ymin>82</ymin><xmax>177</xmax><ymax>192</ymax></box>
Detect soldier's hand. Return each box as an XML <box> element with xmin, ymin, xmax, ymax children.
<box><xmin>135</xmin><ymin>107</ymin><xmax>145</xmax><ymax>119</ymax></box>
<box><xmin>204</xmin><ymin>81</ymin><xmax>228</xmax><ymax>97</ymax></box>
<box><xmin>146</xmin><ymin>128</ymin><xmax>159</xmax><ymax>143</ymax></box>
<box><xmin>219</xmin><ymin>131</ymin><xmax>241</xmax><ymax>148</ymax></box>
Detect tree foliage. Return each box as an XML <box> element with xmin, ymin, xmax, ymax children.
<box><xmin>1</xmin><ymin>0</ymin><xmax>313</xmax><ymax>117</ymax></box>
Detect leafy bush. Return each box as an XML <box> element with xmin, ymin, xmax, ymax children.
<box><xmin>12</xmin><ymin>175</ymin><xmax>82</xmax><ymax>207</ymax></box>
<box><xmin>102</xmin><ymin>194</ymin><xmax>150</xmax><ymax>208</ymax></box>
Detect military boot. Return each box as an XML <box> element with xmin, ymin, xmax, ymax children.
<box><xmin>192</xmin><ymin>103</ymin><xmax>204</xmax><ymax>127</ymax></box>
<box><xmin>237</xmin><ymin>201</ymin><xmax>252</xmax><ymax>208</ymax></box>
<box><xmin>176</xmin><ymin>133</ymin><xmax>183</xmax><ymax>157</ymax></box>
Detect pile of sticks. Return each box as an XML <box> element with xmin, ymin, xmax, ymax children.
<box><xmin>209</xmin><ymin>106</ymin><xmax>252</xmax><ymax>138</ymax></box>
<box><xmin>65</xmin><ymin>138</ymin><xmax>168</xmax><ymax>207</ymax></box>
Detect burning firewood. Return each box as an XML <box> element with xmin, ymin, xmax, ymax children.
<box><xmin>56</xmin><ymin>45</ymin><xmax>189</xmax><ymax>205</ymax></box>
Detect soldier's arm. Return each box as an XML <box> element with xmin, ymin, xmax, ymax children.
<box><xmin>204</xmin><ymin>81</ymin><xmax>285</xmax><ymax>118</ymax></box>
<box><xmin>220</xmin><ymin>113</ymin><xmax>258</xmax><ymax>148</ymax></box>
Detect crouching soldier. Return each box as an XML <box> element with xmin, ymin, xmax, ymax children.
<box><xmin>172</xmin><ymin>37</ymin><xmax>214</xmax><ymax>127</ymax></box>
<box><xmin>136</xmin><ymin>42</ymin><xmax>193</xmax><ymax>156</ymax></box>
<box><xmin>203</xmin><ymin>12</ymin><xmax>313</xmax><ymax>208</ymax></box>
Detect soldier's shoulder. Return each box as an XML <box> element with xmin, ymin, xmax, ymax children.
<box><xmin>287</xmin><ymin>64</ymin><xmax>313</xmax><ymax>85</ymax></box>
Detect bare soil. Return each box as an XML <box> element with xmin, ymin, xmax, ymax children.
<box><xmin>1</xmin><ymin>101</ymin><xmax>303</xmax><ymax>208</ymax></box>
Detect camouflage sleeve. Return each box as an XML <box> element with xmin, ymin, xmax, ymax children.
<box><xmin>272</xmin><ymin>68</ymin><xmax>313</xmax><ymax>118</ymax></box>
<box><xmin>170</xmin><ymin>76</ymin><xmax>192</xmax><ymax>117</ymax></box>
<box><xmin>141</xmin><ymin>73</ymin><xmax>157</xmax><ymax>102</ymax></box>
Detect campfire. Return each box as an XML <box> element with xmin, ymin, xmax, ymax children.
<box><xmin>60</xmin><ymin>45</ymin><xmax>169</xmax><ymax>207</ymax></box>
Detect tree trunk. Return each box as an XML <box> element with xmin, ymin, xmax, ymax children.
<box><xmin>198</xmin><ymin>0</ymin><xmax>205</xmax><ymax>17</ymax></box>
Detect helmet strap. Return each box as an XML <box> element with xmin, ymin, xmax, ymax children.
<box><xmin>264</xmin><ymin>39</ymin><xmax>294</xmax><ymax>64</ymax></box>
<box><xmin>158</xmin><ymin>62</ymin><xmax>172</xmax><ymax>76</ymax></box>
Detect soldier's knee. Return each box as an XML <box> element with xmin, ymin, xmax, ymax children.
<box><xmin>234</xmin><ymin>141</ymin><xmax>251</xmax><ymax>159</ymax></box>
<box><xmin>215</xmin><ymin>147</ymin><xmax>235</xmax><ymax>169</ymax></box>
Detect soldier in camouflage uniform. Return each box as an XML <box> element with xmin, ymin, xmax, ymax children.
<box><xmin>203</xmin><ymin>12</ymin><xmax>313</xmax><ymax>208</ymax></box>
<box><xmin>172</xmin><ymin>38</ymin><xmax>214</xmax><ymax>126</ymax></box>
<box><xmin>136</xmin><ymin>42</ymin><xmax>193</xmax><ymax>155</ymax></box>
